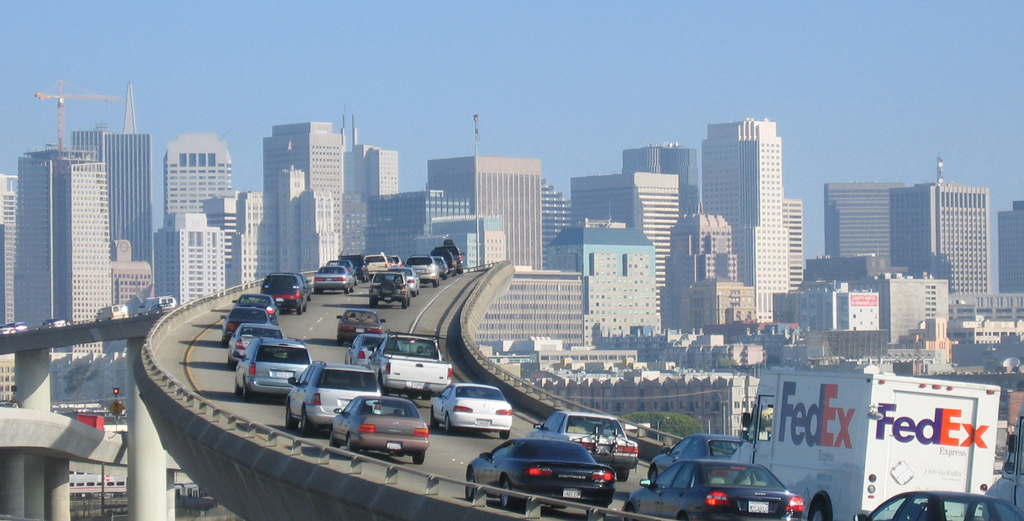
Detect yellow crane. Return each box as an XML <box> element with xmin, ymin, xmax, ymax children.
<box><xmin>35</xmin><ymin>80</ymin><xmax>121</xmax><ymax>151</ymax></box>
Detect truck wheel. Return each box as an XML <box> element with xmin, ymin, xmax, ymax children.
<box><xmin>401</xmin><ymin>298</ymin><xmax>409</xmax><ymax>309</ymax></box>
<box><xmin>809</xmin><ymin>499</ymin><xmax>832</xmax><ymax>521</ymax></box>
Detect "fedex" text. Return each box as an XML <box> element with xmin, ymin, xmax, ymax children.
<box><xmin>874</xmin><ymin>404</ymin><xmax>988</xmax><ymax>448</ymax></box>
<box><xmin>778</xmin><ymin>382</ymin><xmax>855</xmax><ymax>449</ymax></box>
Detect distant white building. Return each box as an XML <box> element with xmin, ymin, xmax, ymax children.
<box><xmin>154</xmin><ymin>213</ymin><xmax>225</xmax><ymax>304</ymax></box>
<box><xmin>799</xmin><ymin>281</ymin><xmax>880</xmax><ymax>331</ymax></box>
<box><xmin>163</xmin><ymin>134</ymin><xmax>233</xmax><ymax>215</ymax></box>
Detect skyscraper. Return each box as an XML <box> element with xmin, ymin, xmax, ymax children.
<box><xmin>662</xmin><ymin>213</ymin><xmax>737</xmax><ymax>330</ymax></box>
<box><xmin>347</xmin><ymin>144</ymin><xmax>398</xmax><ymax>198</ymax></box>
<box><xmin>15</xmin><ymin>148</ymin><xmax>111</xmax><ymax>325</ymax></box>
<box><xmin>427</xmin><ymin>156</ymin><xmax>542</xmax><ymax>268</ymax></box>
<box><xmin>365</xmin><ymin>190</ymin><xmax>471</xmax><ymax>260</ymax></box>
<box><xmin>203</xmin><ymin>192</ymin><xmax>266</xmax><ymax>287</ymax></box>
<box><xmin>702</xmin><ymin>119</ymin><xmax>790</xmax><ymax>322</ymax></box>
<box><xmin>570</xmin><ymin>172</ymin><xmax>679</xmax><ymax>291</ymax></box>
<box><xmin>264</xmin><ymin>167</ymin><xmax>338</xmax><ymax>273</ymax></box>
<box><xmin>541</xmin><ymin>179</ymin><xmax>571</xmax><ymax>270</ymax></box>
<box><xmin>263</xmin><ymin>122</ymin><xmax>345</xmax><ymax>264</ymax></box>
<box><xmin>0</xmin><ymin>175</ymin><xmax>16</xmax><ymax>323</ymax></box>
<box><xmin>999</xmin><ymin>201</ymin><xmax>1024</xmax><ymax>293</ymax></box>
<box><xmin>154</xmin><ymin>213</ymin><xmax>225</xmax><ymax>304</ymax></box>
<box><xmin>110</xmin><ymin>240</ymin><xmax>153</xmax><ymax>306</ymax></box>
<box><xmin>622</xmin><ymin>144</ymin><xmax>699</xmax><ymax>214</ymax></box>
<box><xmin>823</xmin><ymin>182</ymin><xmax>905</xmax><ymax>258</ymax></box>
<box><xmin>71</xmin><ymin>83</ymin><xmax>153</xmax><ymax>263</ymax></box>
<box><xmin>783</xmin><ymin>198</ymin><xmax>804</xmax><ymax>292</ymax></box>
<box><xmin>890</xmin><ymin>179</ymin><xmax>990</xmax><ymax>294</ymax></box>
<box><xmin>163</xmin><ymin>134</ymin><xmax>233</xmax><ymax>215</ymax></box>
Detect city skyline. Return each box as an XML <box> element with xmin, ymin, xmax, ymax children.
<box><xmin>2</xmin><ymin>3</ymin><xmax>1021</xmax><ymax>259</ymax></box>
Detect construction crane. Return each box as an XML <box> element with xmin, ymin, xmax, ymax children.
<box><xmin>35</xmin><ymin>80</ymin><xmax>121</xmax><ymax>151</ymax></box>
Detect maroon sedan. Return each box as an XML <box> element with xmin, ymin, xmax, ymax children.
<box><xmin>329</xmin><ymin>396</ymin><xmax>429</xmax><ymax>464</ymax></box>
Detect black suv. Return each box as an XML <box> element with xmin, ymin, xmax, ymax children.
<box><xmin>337</xmin><ymin>254</ymin><xmax>369</xmax><ymax>282</ymax></box>
<box><xmin>430</xmin><ymin>239</ymin><xmax>463</xmax><ymax>275</ymax></box>
<box><xmin>368</xmin><ymin>271</ymin><xmax>411</xmax><ymax>309</ymax></box>
<box><xmin>260</xmin><ymin>273</ymin><xmax>311</xmax><ymax>315</ymax></box>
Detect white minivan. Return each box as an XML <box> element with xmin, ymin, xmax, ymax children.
<box><xmin>96</xmin><ymin>305</ymin><xmax>130</xmax><ymax>321</ymax></box>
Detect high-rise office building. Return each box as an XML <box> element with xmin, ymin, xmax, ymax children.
<box><xmin>347</xmin><ymin>144</ymin><xmax>398</xmax><ymax>198</ymax></box>
<box><xmin>547</xmin><ymin>225</ymin><xmax>660</xmax><ymax>344</ymax></box>
<box><xmin>427</xmin><ymin>156</ymin><xmax>542</xmax><ymax>269</ymax></box>
<box><xmin>622</xmin><ymin>144</ymin><xmax>699</xmax><ymax>214</ymax></box>
<box><xmin>110</xmin><ymin>240</ymin><xmax>153</xmax><ymax>306</ymax></box>
<box><xmin>570</xmin><ymin>172</ymin><xmax>679</xmax><ymax>291</ymax></box>
<box><xmin>365</xmin><ymin>190</ymin><xmax>471</xmax><ymax>261</ymax></box>
<box><xmin>0</xmin><ymin>175</ymin><xmax>16</xmax><ymax>323</ymax></box>
<box><xmin>999</xmin><ymin>201</ymin><xmax>1024</xmax><ymax>293</ymax></box>
<box><xmin>823</xmin><ymin>182</ymin><xmax>905</xmax><ymax>258</ymax></box>
<box><xmin>154</xmin><ymin>213</ymin><xmax>226</xmax><ymax>304</ymax></box>
<box><xmin>783</xmin><ymin>199</ymin><xmax>804</xmax><ymax>292</ymax></box>
<box><xmin>848</xmin><ymin>274</ymin><xmax>949</xmax><ymax>343</ymax></box>
<box><xmin>203</xmin><ymin>192</ymin><xmax>267</xmax><ymax>287</ymax></box>
<box><xmin>677</xmin><ymin>279</ymin><xmax>757</xmax><ymax>333</ymax></box>
<box><xmin>890</xmin><ymin>179</ymin><xmax>990</xmax><ymax>294</ymax></box>
<box><xmin>71</xmin><ymin>83</ymin><xmax>153</xmax><ymax>263</ymax></box>
<box><xmin>702</xmin><ymin>119</ymin><xmax>789</xmax><ymax>322</ymax></box>
<box><xmin>263</xmin><ymin>122</ymin><xmax>345</xmax><ymax>264</ymax></box>
<box><xmin>663</xmin><ymin>213</ymin><xmax>737</xmax><ymax>330</ymax></box>
<box><xmin>15</xmin><ymin>148</ymin><xmax>111</xmax><ymax>325</ymax></box>
<box><xmin>341</xmin><ymin>193</ymin><xmax>367</xmax><ymax>255</ymax></box>
<box><xmin>426</xmin><ymin>215</ymin><xmax>506</xmax><ymax>268</ymax></box>
<box><xmin>541</xmin><ymin>179</ymin><xmax>571</xmax><ymax>270</ymax></box>
<box><xmin>263</xmin><ymin>167</ymin><xmax>338</xmax><ymax>273</ymax></box>
<box><xmin>476</xmin><ymin>269</ymin><xmax>585</xmax><ymax>346</ymax></box>
<box><xmin>163</xmin><ymin>134</ymin><xmax>233</xmax><ymax>215</ymax></box>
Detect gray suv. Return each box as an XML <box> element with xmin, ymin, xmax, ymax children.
<box><xmin>284</xmin><ymin>362</ymin><xmax>381</xmax><ymax>435</ymax></box>
<box><xmin>234</xmin><ymin>338</ymin><xmax>312</xmax><ymax>401</ymax></box>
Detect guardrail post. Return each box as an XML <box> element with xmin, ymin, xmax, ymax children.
<box><xmin>468</xmin><ymin>485</ymin><xmax>486</xmax><ymax>507</ymax></box>
<box><xmin>587</xmin><ymin>508</ymin><xmax>606</xmax><ymax>521</ymax></box>
<box><xmin>424</xmin><ymin>476</ymin><xmax>439</xmax><ymax>496</ymax></box>
<box><xmin>383</xmin><ymin>466</ymin><xmax>398</xmax><ymax>484</ymax></box>
<box><xmin>525</xmin><ymin>497</ymin><xmax>542</xmax><ymax>519</ymax></box>
<box><xmin>289</xmin><ymin>440</ymin><xmax>302</xmax><ymax>456</ymax></box>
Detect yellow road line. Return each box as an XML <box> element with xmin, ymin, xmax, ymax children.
<box><xmin>184</xmin><ymin>319</ymin><xmax>222</xmax><ymax>393</ymax></box>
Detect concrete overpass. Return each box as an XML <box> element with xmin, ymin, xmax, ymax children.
<box><xmin>2</xmin><ymin>262</ymin><xmax>676</xmax><ymax>520</ymax></box>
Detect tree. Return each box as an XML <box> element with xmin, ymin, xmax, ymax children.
<box><xmin>623</xmin><ymin>412</ymin><xmax>703</xmax><ymax>438</ymax></box>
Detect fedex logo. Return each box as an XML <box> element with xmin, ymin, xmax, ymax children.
<box><xmin>778</xmin><ymin>382</ymin><xmax>855</xmax><ymax>449</ymax></box>
<box><xmin>873</xmin><ymin>404</ymin><xmax>989</xmax><ymax>448</ymax></box>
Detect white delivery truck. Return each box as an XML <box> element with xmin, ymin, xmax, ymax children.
<box><xmin>987</xmin><ymin>409</ymin><xmax>1024</xmax><ymax>505</ymax></box>
<box><xmin>737</xmin><ymin>368</ymin><xmax>998</xmax><ymax>521</ymax></box>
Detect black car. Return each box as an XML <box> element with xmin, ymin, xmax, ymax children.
<box><xmin>856</xmin><ymin>492</ymin><xmax>1024</xmax><ymax>521</ymax></box>
<box><xmin>431</xmin><ymin>240</ymin><xmax>463</xmax><ymax>275</ymax></box>
<box><xmin>221</xmin><ymin>308</ymin><xmax>276</xmax><ymax>346</ymax></box>
<box><xmin>260</xmin><ymin>273</ymin><xmax>311</xmax><ymax>315</ymax></box>
<box><xmin>623</xmin><ymin>460</ymin><xmax>803</xmax><ymax>521</ymax></box>
<box><xmin>649</xmin><ymin>433</ymin><xmax>743</xmax><ymax>480</ymax></box>
<box><xmin>465</xmin><ymin>438</ymin><xmax>616</xmax><ymax>511</ymax></box>
<box><xmin>337</xmin><ymin>254</ymin><xmax>369</xmax><ymax>283</ymax></box>
<box><xmin>232</xmin><ymin>293</ymin><xmax>280</xmax><ymax>321</ymax></box>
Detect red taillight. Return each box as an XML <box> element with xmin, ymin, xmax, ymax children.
<box><xmin>358</xmin><ymin>423</ymin><xmax>376</xmax><ymax>433</ymax></box>
<box><xmin>235</xmin><ymin>339</ymin><xmax>244</xmax><ymax>350</ymax></box>
<box><xmin>447</xmin><ymin>367</ymin><xmax>453</xmax><ymax>379</ymax></box>
<box><xmin>340</xmin><ymin>326</ymin><xmax>355</xmax><ymax>332</ymax></box>
<box><xmin>981</xmin><ymin>484</ymin><xmax>989</xmax><ymax>491</ymax></box>
<box><xmin>579</xmin><ymin>441</ymin><xmax>596</xmax><ymax>451</ymax></box>
<box><xmin>615</xmin><ymin>444</ymin><xmax>640</xmax><ymax>454</ymax></box>
<box><xmin>293</xmin><ymin>291</ymin><xmax>302</xmax><ymax>299</ymax></box>
<box><xmin>592</xmin><ymin>470</ymin><xmax>614</xmax><ymax>482</ymax></box>
<box><xmin>266</xmin><ymin>307</ymin><xmax>276</xmax><ymax>315</ymax></box>
<box><xmin>249</xmin><ymin>364</ymin><xmax>256</xmax><ymax>375</ymax></box>
<box><xmin>526</xmin><ymin>467</ymin><xmax>553</xmax><ymax>477</ymax></box>
<box><xmin>357</xmin><ymin>351</ymin><xmax>366</xmax><ymax>359</ymax></box>
<box><xmin>385</xmin><ymin>362</ymin><xmax>392</xmax><ymax>374</ymax></box>
<box><xmin>227</xmin><ymin>323</ymin><xmax>237</xmax><ymax>331</ymax></box>
<box><xmin>453</xmin><ymin>405</ymin><xmax>473</xmax><ymax>413</ymax></box>
<box><xmin>369</xmin><ymin>328</ymin><xmax>383</xmax><ymax>334</ymax></box>
<box><xmin>787</xmin><ymin>497</ymin><xmax>805</xmax><ymax>513</ymax></box>
<box><xmin>311</xmin><ymin>393</ymin><xmax>321</xmax><ymax>406</ymax></box>
<box><xmin>497</xmin><ymin>409</ymin><xmax>512</xmax><ymax>416</ymax></box>
<box><xmin>314</xmin><ymin>277</ymin><xmax>325</xmax><ymax>282</ymax></box>
<box><xmin>413</xmin><ymin>428</ymin><xmax>429</xmax><ymax>438</ymax></box>
<box><xmin>705</xmin><ymin>491</ymin><xmax>729</xmax><ymax>507</ymax></box>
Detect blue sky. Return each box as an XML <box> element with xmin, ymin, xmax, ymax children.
<box><xmin>2</xmin><ymin>2</ymin><xmax>1021</xmax><ymax>258</ymax></box>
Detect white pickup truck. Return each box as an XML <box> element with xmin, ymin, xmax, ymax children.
<box><xmin>368</xmin><ymin>333</ymin><xmax>452</xmax><ymax>399</ymax></box>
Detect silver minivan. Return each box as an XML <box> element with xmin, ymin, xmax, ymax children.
<box><xmin>284</xmin><ymin>362</ymin><xmax>380</xmax><ymax>435</ymax></box>
<box><xmin>234</xmin><ymin>338</ymin><xmax>312</xmax><ymax>401</ymax></box>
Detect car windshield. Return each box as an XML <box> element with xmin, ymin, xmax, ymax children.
<box><xmin>938</xmin><ymin>498</ymin><xmax>1024</xmax><ymax>521</ymax></box>
<box><xmin>240</xmin><ymin>326</ymin><xmax>282</xmax><ymax>339</ymax></box>
<box><xmin>381</xmin><ymin>337</ymin><xmax>439</xmax><ymax>359</ymax></box>
<box><xmin>237</xmin><ymin>295</ymin><xmax>270</xmax><ymax>306</ymax></box>
<box><xmin>407</xmin><ymin>257</ymin><xmax>431</xmax><ymax>266</ymax></box>
<box><xmin>318</xmin><ymin>369</ymin><xmax>378</xmax><ymax>392</ymax></box>
<box><xmin>255</xmin><ymin>345</ymin><xmax>310</xmax><ymax>364</ymax></box>
<box><xmin>701</xmin><ymin>464</ymin><xmax>783</xmax><ymax>488</ymax></box>
<box><xmin>455</xmin><ymin>386</ymin><xmax>505</xmax><ymax>401</ymax></box>
<box><xmin>360</xmin><ymin>398</ymin><xmax>420</xmax><ymax>418</ymax></box>
<box><xmin>343</xmin><ymin>311</ymin><xmax>379</xmax><ymax>324</ymax></box>
<box><xmin>565</xmin><ymin>416</ymin><xmax>625</xmax><ymax>437</ymax></box>
<box><xmin>708</xmin><ymin>439</ymin><xmax>742</xmax><ymax>457</ymax></box>
<box><xmin>515</xmin><ymin>441</ymin><xmax>593</xmax><ymax>462</ymax></box>
<box><xmin>230</xmin><ymin>309</ymin><xmax>268</xmax><ymax>322</ymax></box>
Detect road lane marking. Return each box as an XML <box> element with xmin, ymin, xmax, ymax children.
<box><xmin>183</xmin><ymin>319</ymin><xmax>222</xmax><ymax>394</ymax></box>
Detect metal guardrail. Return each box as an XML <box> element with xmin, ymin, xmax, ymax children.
<box><xmin>140</xmin><ymin>266</ymin><xmax>660</xmax><ymax>521</ymax></box>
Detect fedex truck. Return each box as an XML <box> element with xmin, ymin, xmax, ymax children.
<box><xmin>987</xmin><ymin>410</ymin><xmax>1024</xmax><ymax>505</ymax></box>
<box><xmin>736</xmin><ymin>368</ymin><xmax>998</xmax><ymax>521</ymax></box>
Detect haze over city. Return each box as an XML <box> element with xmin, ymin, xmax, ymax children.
<box><xmin>2</xmin><ymin>2</ymin><xmax>1022</xmax><ymax>257</ymax></box>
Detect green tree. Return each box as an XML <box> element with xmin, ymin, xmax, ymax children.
<box><xmin>623</xmin><ymin>412</ymin><xmax>703</xmax><ymax>438</ymax></box>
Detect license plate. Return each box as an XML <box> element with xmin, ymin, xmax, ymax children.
<box><xmin>272</xmin><ymin>371</ymin><xmax>293</xmax><ymax>379</ymax></box>
<box><xmin>386</xmin><ymin>442</ymin><xmax>402</xmax><ymax>450</ymax></box>
<box><xmin>748</xmin><ymin>501</ymin><xmax>770</xmax><ymax>513</ymax></box>
<box><xmin>562</xmin><ymin>488</ymin><xmax>581</xmax><ymax>499</ymax></box>
<box><xmin>475</xmin><ymin>419</ymin><xmax>492</xmax><ymax>426</ymax></box>
<box><xmin>275</xmin><ymin>298</ymin><xmax>284</xmax><ymax>302</ymax></box>
<box><xmin>406</xmin><ymin>382</ymin><xmax>424</xmax><ymax>389</ymax></box>
<box><xmin>356</xmin><ymin>328</ymin><xmax>365</xmax><ymax>333</ymax></box>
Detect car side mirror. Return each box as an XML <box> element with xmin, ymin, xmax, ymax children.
<box><xmin>336</xmin><ymin>315</ymin><xmax>343</xmax><ymax>319</ymax></box>
<box><xmin>380</xmin><ymin>318</ymin><xmax>386</xmax><ymax>323</ymax></box>
<box><xmin>533</xmin><ymin>424</ymin><xmax>543</xmax><ymax>430</ymax></box>
<box><xmin>333</xmin><ymin>408</ymin><xmax>344</xmax><ymax>415</ymax></box>
<box><xmin>741</xmin><ymin>412</ymin><xmax>752</xmax><ymax>429</ymax></box>
<box><xmin>221</xmin><ymin>315</ymin><xmax>227</xmax><ymax>319</ymax></box>
<box><xmin>660</xmin><ymin>446</ymin><xmax>671</xmax><ymax>454</ymax></box>
<box><xmin>287</xmin><ymin>377</ymin><xmax>297</xmax><ymax>385</ymax></box>
<box><xmin>480</xmin><ymin>452</ymin><xmax>491</xmax><ymax>461</ymax></box>
<box><xmin>1008</xmin><ymin>434</ymin><xmax>1018</xmax><ymax>452</ymax></box>
<box><xmin>232</xmin><ymin>300</ymin><xmax>238</xmax><ymax>303</ymax></box>
<box><xmin>639</xmin><ymin>479</ymin><xmax>653</xmax><ymax>488</ymax></box>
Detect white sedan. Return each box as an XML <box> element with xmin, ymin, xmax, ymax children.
<box><xmin>429</xmin><ymin>383</ymin><xmax>512</xmax><ymax>438</ymax></box>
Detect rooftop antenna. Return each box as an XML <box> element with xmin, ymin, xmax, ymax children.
<box><xmin>474</xmin><ymin>114</ymin><xmax>479</xmax><ymax>157</ymax></box>
<box><xmin>937</xmin><ymin>156</ymin><xmax>944</xmax><ymax>183</ymax></box>
<box><xmin>341</xmin><ymin>105</ymin><xmax>346</xmax><ymax>150</ymax></box>
<box><xmin>352</xmin><ymin>114</ymin><xmax>358</xmax><ymax>147</ymax></box>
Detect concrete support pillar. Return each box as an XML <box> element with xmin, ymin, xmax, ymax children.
<box><xmin>45</xmin><ymin>457</ymin><xmax>70</xmax><ymax>521</ymax></box>
<box><xmin>15</xmin><ymin>348</ymin><xmax>50</xmax><ymax>411</ymax></box>
<box><xmin>0</xmin><ymin>450</ymin><xmax>25</xmax><ymax>517</ymax></box>
<box><xmin>167</xmin><ymin>468</ymin><xmax>176</xmax><ymax>521</ymax></box>
<box><xmin>126</xmin><ymin>336</ymin><xmax>168</xmax><ymax>521</ymax></box>
<box><xmin>23</xmin><ymin>454</ymin><xmax>44</xmax><ymax>520</ymax></box>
